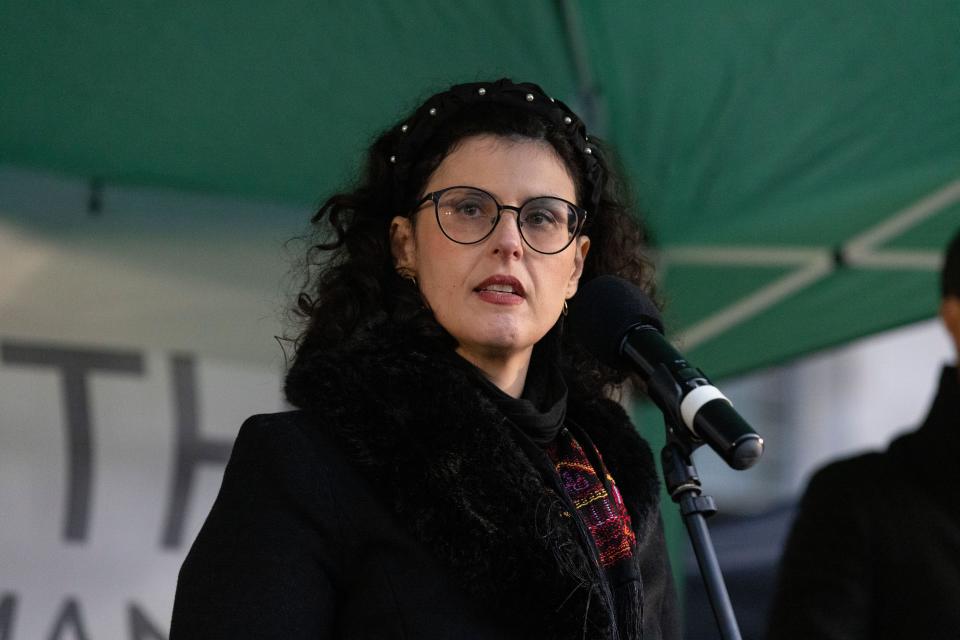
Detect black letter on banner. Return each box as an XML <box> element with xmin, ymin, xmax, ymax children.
<box><xmin>161</xmin><ymin>354</ymin><xmax>232</xmax><ymax>548</ymax></box>
<box><xmin>0</xmin><ymin>593</ymin><xmax>17</xmax><ymax>640</ymax></box>
<box><xmin>128</xmin><ymin>603</ymin><xmax>167</xmax><ymax>640</ymax></box>
<box><xmin>1</xmin><ymin>342</ymin><xmax>144</xmax><ymax>542</ymax></box>
<box><xmin>47</xmin><ymin>599</ymin><xmax>89</xmax><ymax>640</ymax></box>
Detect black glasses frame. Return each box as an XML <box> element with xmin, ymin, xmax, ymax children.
<box><xmin>414</xmin><ymin>185</ymin><xmax>588</xmax><ymax>255</ymax></box>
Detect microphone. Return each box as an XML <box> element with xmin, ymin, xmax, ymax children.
<box><xmin>568</xmin><ymin>275</ymin><xmax>763</xmax><ymax>470</ymax></box>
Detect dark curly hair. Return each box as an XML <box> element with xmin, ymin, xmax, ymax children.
<box><xmin>289</xmin><ymin>81</ymin><xmax>657</xmax><ymax>396</ymax></box>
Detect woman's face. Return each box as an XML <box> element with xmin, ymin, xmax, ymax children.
<box><xmin>391</xmin><ymin>134</ymin><xmax>590</xmax><ymax>368</ymax></box>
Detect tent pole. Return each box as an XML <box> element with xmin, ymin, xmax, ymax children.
<box><xmin>557</xmin><ymin>0</ymin><xmax>606</xmax><ymax>136</ymax></box>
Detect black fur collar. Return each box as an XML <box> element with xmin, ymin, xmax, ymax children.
<box><xmin>285</xmin><ymin>321</ymin><xmax>661</xmax><ymax>639</ymax></box>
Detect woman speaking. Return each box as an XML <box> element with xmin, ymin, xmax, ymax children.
<box><xmin>170</xmin><ymin>78</ymin><xmax>679</xmax><ymax>640</ymax></box>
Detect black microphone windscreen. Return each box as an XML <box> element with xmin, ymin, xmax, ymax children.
<box><xmin>568</xmin><ymin>275</ymin><xmax>664</xmax><ymax>368</ymax></box>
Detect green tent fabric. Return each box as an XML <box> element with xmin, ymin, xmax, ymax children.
<box><xmin>3</xmin><ymin>1</ymin><xmax>957</xmax><ymax>379</ymax></box>
<box><xmin>586</xmin><ymin>2</ymin><xmax>960</xmax><ymax>377</ymax></box>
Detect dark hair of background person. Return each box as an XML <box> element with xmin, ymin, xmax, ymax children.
<box><xmin>942</xmin><ymin>227</ymin><xmax>960</xmax><ymax>298</ymax></box>
<box><xmin>289</xmin><ymin>95</ymin><xmax>657</xmax><ymax>396</ymax></box>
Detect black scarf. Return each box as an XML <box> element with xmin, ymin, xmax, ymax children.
<box><xmin>461</xmin><ymin>342</ymin><xmax>647</xmax><ymax>639</ymax></box>
<box><xmin>455</xmin><ymin>340</ymin><xmax>568</xmax><ymax>446</ymax></box>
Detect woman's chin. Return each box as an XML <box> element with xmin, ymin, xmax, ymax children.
<box><xmin>456</xmin><ymin>334</ymin><xmax>532</xmax><ymax>362</ymax></box>
<box><xmin>442</xmin><ymin>314</ymin><xmax>553</xmax><ymax>363</ymax></box>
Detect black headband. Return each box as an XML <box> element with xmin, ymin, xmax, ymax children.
<box><xmin>389</xmin><ymin>78</ymin><xmax>604</xmax><ymax>215</ymax></box>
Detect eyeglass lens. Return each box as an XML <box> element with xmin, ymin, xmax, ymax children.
<box><xmin>435</xmin><ymin>187</ymin><xmax>578</xmax><ymax>253</ymax></box>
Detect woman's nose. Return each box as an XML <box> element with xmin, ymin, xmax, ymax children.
<box><xmin>490</xmin><ymin>209</ymin><xmax>524</xmax><ymax>257</ymax></box>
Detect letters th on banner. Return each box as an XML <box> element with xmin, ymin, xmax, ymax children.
<box><xmin>0</xmin><ymin>339</ymin><xmax>284</xmax><ymax>639</ymax></box>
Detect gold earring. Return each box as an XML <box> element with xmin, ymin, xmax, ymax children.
<box><xmin>397</xmin><ymin>267</ymin><xmax>417</xmax><ymax>287</ymax></box>
<box><xmin>562</xmin><ymin>299</ymin><xmax>569</xmax><ymax>316</ymax></box>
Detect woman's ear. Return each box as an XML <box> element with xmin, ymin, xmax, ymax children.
<box><xmin>390</xmin><ymin>216</ymin><xmax>417</xmax><ymax>275</ymax></box>
<box><xmin>565</xmin><ymin>235</ymin><xmax>591</xmax><ymax>299</ymax></box>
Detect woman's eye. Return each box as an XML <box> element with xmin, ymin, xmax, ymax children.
<box><xmin>525</xmin><ymin>210</ymin><xmax>559</xmax><ymax>226</ymax></box>
<box><xmin>455</xmin><ymin>201</ymin><xmax>485</xmax><ymax>216</ymax></box>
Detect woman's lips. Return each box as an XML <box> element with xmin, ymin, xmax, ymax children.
<box><xmin>474</xmin><ymin>275</ymin><xmax>525</xmax><ymax>305</ymax></box>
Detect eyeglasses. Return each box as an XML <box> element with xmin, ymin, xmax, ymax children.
<box><xmin>414</xmin><ymin>186</ymin><xmax>587</xmax><ymax>255</ymax></box>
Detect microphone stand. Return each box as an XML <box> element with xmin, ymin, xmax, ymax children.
<box><xmin>661</xmin><ymin>432</ymin><xmax>742</xmax><ymax>640</ymax></box>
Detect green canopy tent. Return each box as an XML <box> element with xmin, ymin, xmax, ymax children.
<box><xmin>3</xmin><ymin>1</ymin><xmax>957</xmax><ymax>379</ymax></box>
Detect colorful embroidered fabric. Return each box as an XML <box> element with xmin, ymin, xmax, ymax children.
<box><xmin>546</xmin><ymin>430</ymin><xmax>636</xmax><ymax>568</ymax></box>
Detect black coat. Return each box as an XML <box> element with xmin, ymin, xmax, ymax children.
<box><xmin>170</xmin><ymin>323</ymin><xmax>679</xmax><ymax>639</ymax></box>
<box><xmin>767</xmin><ymin>366</ymin><xmax>960</xmax><ymax>640</ymax></box>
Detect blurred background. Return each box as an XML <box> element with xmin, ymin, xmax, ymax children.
<box><xmin>1</xmin><ymin>2</ymin><xmax>958</xmax><ymax>637</ymax></box>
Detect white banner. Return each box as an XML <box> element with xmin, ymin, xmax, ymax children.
<box><xmin>1</xmin><ymin>168</ymin><xmax>303</xmax><ymax>639</ymax></box>
<box><xmin>0</xmin><ymin>342</ymin><xmax>285</xmax><ymax>638</ymax></box>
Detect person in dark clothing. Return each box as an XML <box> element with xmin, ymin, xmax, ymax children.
<box><xmin>767</xmin><ymin>227</ymin><xmax>960</xmax><ymax>640</ymax></box>
<box><xmin>170</xmin><ymin>79</ymin><xmax>680</xmax><ymax>639</ymax></box>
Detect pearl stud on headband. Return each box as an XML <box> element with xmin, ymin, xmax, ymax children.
<box><xmin>388</xmin><ymin>78</ymin><xmax>604</xmax><ymax>215</ymax></box>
